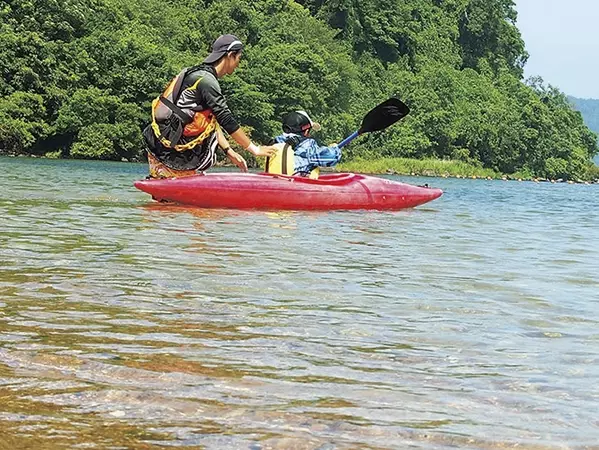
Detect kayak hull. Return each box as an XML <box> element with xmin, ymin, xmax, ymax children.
<box><xmin>134</xmin><ymin>173</ymin><xmax>442</xmax><ymax>210</ymax></box>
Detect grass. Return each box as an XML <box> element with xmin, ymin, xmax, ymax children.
<box><xmin>337</xmin><ymin>157</ymin><xmax>599</xmax><ymax>183</ymax></box>
<box><xmin>337</xmin><ymin>157</ymin><xmax>499</xmax><ymax>179</ymax></box>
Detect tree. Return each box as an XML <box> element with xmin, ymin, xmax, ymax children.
<box><xmin>0</xmin><ymin>0</ymin><xmax>596</xmax><ymax>179</ymax></box>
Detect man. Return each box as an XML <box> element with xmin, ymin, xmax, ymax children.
<box><xmin>142</xmin><ymin>34</ymin><xmax>276</xmax><ymax>178</ymax></box>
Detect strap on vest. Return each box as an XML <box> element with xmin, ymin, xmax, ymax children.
<box><xmin>282</xmin><ymin>143</ymin><xmax>290</xmax><ymax>175</ymax></box>
<box><xmin>157</xmin><ymin>98</ymin><xmax>188</xmax><ymax>145</ymax></box>
<box><xmin>171</xmin><ymin>68</ymin><xmax>188</xmax><ymax>102</ymax></box>
<box><xmin>158</xmin><ymin>67</ymin><xmax>192</xmax><ymax>121</ymax></box>
<box><xmin>156</xmin><ymin>67</ymin><xmax>198</xmax><ymax>146</ymax></box>
<box><xmin>158</xmin><ymin>96</ymin><xmax>189</xmax><ymax>123</ymax></box>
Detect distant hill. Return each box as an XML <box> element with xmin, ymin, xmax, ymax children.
<box><xmin>569</xmin><ymin>97</ymin><xmax>599</xmax><ymax>135</ymax></box>
<box><xmin>569</xmin><ymin>96</ymin><xmax>599</xmax><ymax>163</ymax></box>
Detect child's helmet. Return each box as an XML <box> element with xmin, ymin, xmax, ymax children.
<box><xmin>282</xmin><ymin>111</ymin><xmax>321</xmax><ymax>133</ymax></box>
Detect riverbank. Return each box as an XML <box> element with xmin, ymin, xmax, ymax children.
<box><xmin>337</xmin><ymin>157</ymin><xmax>599</xmax><ymax>184</ymax></box>
<box><xmin>3</xmin><ymin>153</ymin><xmax>599</xmax><ymax>184</ymax></box>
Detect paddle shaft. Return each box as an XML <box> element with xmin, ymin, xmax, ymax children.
<box><xmin>338</xmin><ymin>131</ymin><xmax>359</xmax><ymax>149</ymax></box>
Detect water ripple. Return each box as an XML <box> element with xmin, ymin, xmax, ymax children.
<box><xmin>1</xmin><ymin>158</ymin><xmax>598</xmax><ymax>448</ymax></box>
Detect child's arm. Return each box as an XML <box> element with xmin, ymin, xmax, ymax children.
<box><xmin>304</xmin><ymin>140</ymin><xmax>342</xmax><ymax>167</ymax></box>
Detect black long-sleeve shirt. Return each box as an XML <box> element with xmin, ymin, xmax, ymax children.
<box><xmin>176</xmin><ymin>65</ymin><xmax>240</xmax><ymax>135</ymax></box>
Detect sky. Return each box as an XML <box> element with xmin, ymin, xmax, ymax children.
<box><xmin>514</xmin><ymin>0</ymin><xmax>599</xmax><ymax>99</ymax></box>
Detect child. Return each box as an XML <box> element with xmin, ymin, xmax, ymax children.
<box><xmin>265</xmin><ymin>111</ymin><xmax>341</xmax><ymax>178</ymax></box>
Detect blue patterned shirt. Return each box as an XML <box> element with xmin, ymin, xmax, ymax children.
<box><xmin>273</xmin><ymin>133</ymin><xmax>342</xmax><ymax>176</ymax></box>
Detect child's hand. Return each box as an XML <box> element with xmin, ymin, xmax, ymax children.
<box><xmin>284</xmin><ymin>136</ymin><xmax>301</xmax><ymax>147</ymax></box>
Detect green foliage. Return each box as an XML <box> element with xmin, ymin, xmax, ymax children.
<box><xmin>54</xmin><ymin>88</ymin><xmax>146</xmax><ymax>160</ymax></box>
<box><xmin>70</xmin><ymin>122</ymin><xmax>141</xmax><ymax>159</ymax></box>
<box><xmin>569</xmin><ymin>96</ymin><xmax>599</xmax><ymax>163</ymax></box>
<box><xmin>0</xmin><ymin>0</ymin><xmax>597</xmax><ymax>180</ymax></box>
<box><xmin>0</xmin><ymin>92</ymin><xmax>50</xmax><ymax>152</ymax></box>
<box><xmin>458</xmin><ymin>0</ymin><xmax>527</xmax><ymax>77</ymax></box>
<box><xmin>338</xmin><ymin>157</ymin><xmax>498</xmax><ymax>178</ymax></box>
<box><xmin>588</xmin><ymin>164</ymin><xmax>599</xmax><ymax>180</ymax></box>
<box><xmin>544</xmin><ymin>157</ymin><xmax>568</xmax><ymax>180</ymax></box>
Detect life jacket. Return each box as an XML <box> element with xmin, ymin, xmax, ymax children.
<box><xmin>264</xmin><ymin>142</ymin><xmax>319</xmax><ymax>179</ymax></box>
<box><xmin>151</xmin><ymin>67</ymin><xmax>218</xmax><ymax>152</ymax></box>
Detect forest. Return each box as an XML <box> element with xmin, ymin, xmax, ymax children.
<box><xmin>1</xmin><ymin>0</ymin><xmax>598</xmax><ymax>180</ymax></box>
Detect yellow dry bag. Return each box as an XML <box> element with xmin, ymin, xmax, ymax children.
<box><xmin>264</xmin><ymin>143</ymin><xmax>319</xmax><ymax>179</ymax></box>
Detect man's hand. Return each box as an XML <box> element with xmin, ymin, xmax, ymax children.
<box><xmin>252</xmin><ymin>145</ymin><xmax>278</xmax><ymax>158</ymax></box>
<box><xmin>227</xmin><ymin>149</ymin><xmax>248</xmax><ymax>172</ymax></box>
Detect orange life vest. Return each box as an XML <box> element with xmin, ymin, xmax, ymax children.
<box><xmin>151</xmin><ymin>68</ymin><xmax>218</xmax><ymax>152</ymax></box>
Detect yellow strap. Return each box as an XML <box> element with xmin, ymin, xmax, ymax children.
<box><xmin>172</xmin><ymin>119</ymin><xmax>217</xmax><ymax>151</ymax></box>
<box><xmin>151</xmin><ymin>97</ymin><xmax>218</xmax><ymax>151</ymax></box>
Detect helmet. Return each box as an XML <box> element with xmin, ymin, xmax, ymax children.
<box><xmin>282</xmin><ymin>110</ymin><xmax>321</xmax><ymax>134</ymax></box>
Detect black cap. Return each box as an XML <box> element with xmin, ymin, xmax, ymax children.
<box><xmin>282</xmin><ymin>110</ymin><xmax>321</xmax><ymax>134</ymax></box>
<box><xmin>203</xmin><ymin>34</ymin><xmax>244</xmax><ymax>64</ymax></box>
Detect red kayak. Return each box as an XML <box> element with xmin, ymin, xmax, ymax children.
<box><xmin>134</xmin><ymin>172</ymin><xmax>442</xmax><ymax>210</ymax></box>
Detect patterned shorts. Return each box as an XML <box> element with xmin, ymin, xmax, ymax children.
<box><xmin>147</xmin><ymin>152</ymin><xmax>200</xmax><ymax>179</ymax></box>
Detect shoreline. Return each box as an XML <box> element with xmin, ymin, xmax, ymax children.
<box><xmin>335</xmin><ymin>167</ymin><xmax>599</xmax><ymax>185</ymax></box>
<box><xmin>336</xmin><ymin>157</ymin><xmax>599</xmax><ymax>185</ymax></box>
<box><xmin>3</xmin><ymin>153</ymin><xmax>599</xmax><ymax>184</ymax></box>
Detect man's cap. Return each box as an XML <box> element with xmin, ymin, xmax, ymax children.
<box><xmin>282</xmin><ymin>110</ymin><xmax>321</xmax><ymax>134</ymax></box>
<box><xmin>203</xmin><ymin>34</ymin><xmax>244</xmax><ymax>64</ymax></box>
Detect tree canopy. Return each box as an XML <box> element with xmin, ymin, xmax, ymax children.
<box><xmin>1</xmin><ymin>0</ymin><xmax>597</xmax><ymax>180</ymax></box>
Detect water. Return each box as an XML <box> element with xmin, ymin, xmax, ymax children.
<box><xmin>1</xmin><ymin>156</ymin><xmax>598</xmax><ymax>449</ymax></box>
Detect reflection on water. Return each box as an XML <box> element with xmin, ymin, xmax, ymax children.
<box><xmin>1</xmin><ymin>157</ymin><xmax>598</xmax><ymax>449</ymax></box>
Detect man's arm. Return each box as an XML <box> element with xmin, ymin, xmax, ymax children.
<box><xmin>200</xmin><ymin>77</ymin><xmax>275</xmax><ymax>157</ymax></box>
<box><xmin>216</xmin><ymin>128</ymin><xmax>247</xmax><ymax>172</ymax></box>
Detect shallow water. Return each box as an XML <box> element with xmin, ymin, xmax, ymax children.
<box><xmin>1</xmin><ymin>156</ymin><xmax>598</xmax><ymax>449</ymax></box>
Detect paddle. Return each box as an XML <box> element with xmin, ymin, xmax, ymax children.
<box><xmin>337</xmin><ymin>98</ymin><xmax>410</xmax><ymax>149</ymax></box>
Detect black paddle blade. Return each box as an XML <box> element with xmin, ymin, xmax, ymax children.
<box><xmin>358</xmin><ymin>98</ymin><xmax>410</xmax><ymax>134</ymax></box>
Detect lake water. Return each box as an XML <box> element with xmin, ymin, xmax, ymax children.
<box><xmin>1</xmin><ymin>156</ymin><xmax>598</xmax><ymax>449</ymax></box>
